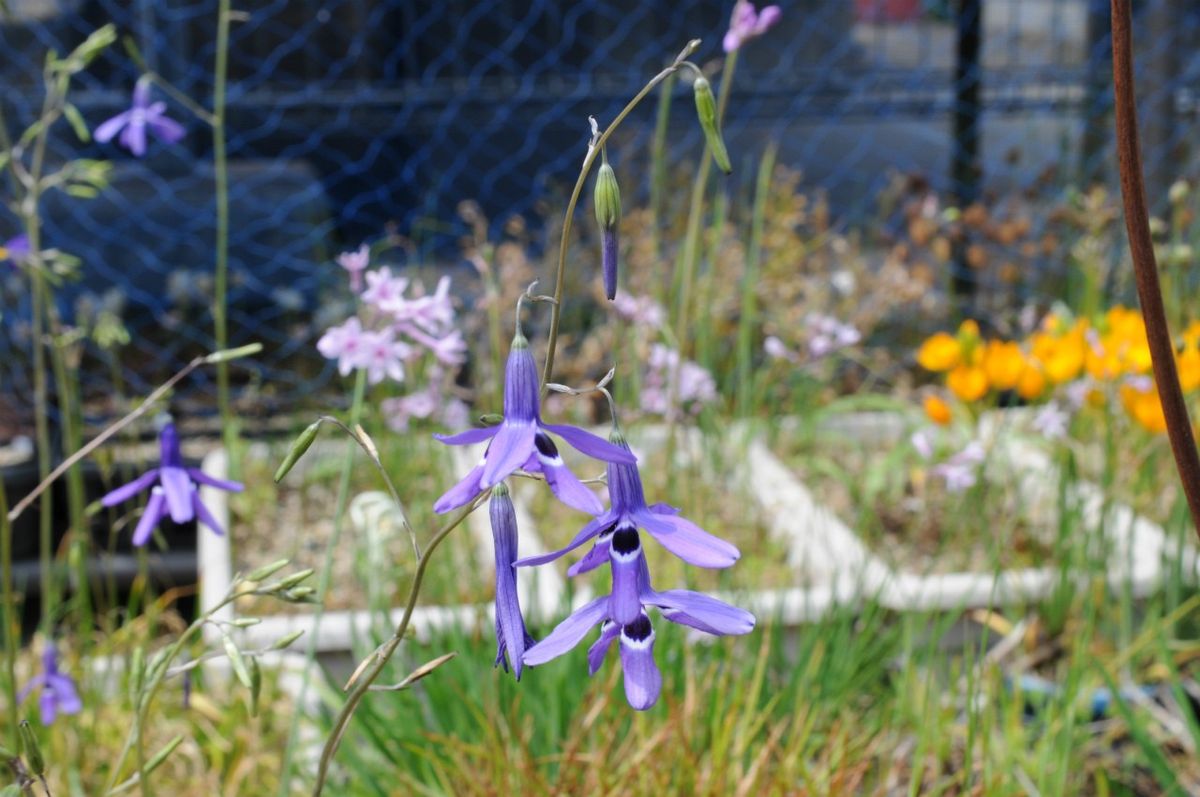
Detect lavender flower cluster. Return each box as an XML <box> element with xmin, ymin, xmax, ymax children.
<box><xmin>435</xmin><ymin>319</ymin><xmax>754</xmax><ymax>709</ymax></box>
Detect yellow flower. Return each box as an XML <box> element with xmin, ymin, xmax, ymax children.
<box><xmin>1016</xmin><ymin>364</ymin><xmax>1046</xmax><ymax>401</ymax></box>
<box><xmin>917</xmin><ymin>320</ymin><xmax>983</xmax><ymax>373</ymax></box>
<box><xmin>1031</xmin><ymin>328</ymin><xmax>1085</xmax><ymax>384</ymax></box>
<box><xmin>947</xmin><ymin>364</ymin><xmax>989</xmax><ymax>402</ymax></box>
<box><xmin>923</xmin><ymin>394</ymin><xmax>952</xmax><ymax>426</ymax></box>
<box><xmin>982</xmin><ymin>340</ymin><xmax>1024</xmax><ymax>391</ymax></box>
<box><xmin>1120</xmin><ymin>382</ymin><xmax>1167</xmax><ymax>434</ymax></box>
<box><xmin>917</xmin><ymin>332</ymin><xmax>961</xmax><ymax>372</ymax></box>
<box><xmin>1180</xmin><ymin>347</ymin><xmax>1200</xmax><ymax>393</ymax></box>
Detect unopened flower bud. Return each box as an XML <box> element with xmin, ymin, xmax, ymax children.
<box><xmin>19</xmin><ymin>721</ymin><xmax>44</xmax><ymax>776</ymax></box>
<box><xmin>693</xmin><ymin>76</ymin><xmax>732</xmax><ymax>174</ymax></box>
<box><xmin>274</xmin><ymin>421</ymin><xmax>320</xmax><ymax>483</ymax></box>
<box><xmin>594</xmin><ymin>161</ymin><xmax>622</xmax><ymax>300</ymax></box>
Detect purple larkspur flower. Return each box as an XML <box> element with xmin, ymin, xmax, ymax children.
<box><xmin>94</xmin><ymin>77</ymin><xmax>185</xmax><ymax>157</ymax></box>
<box><xmin>337</xmin><ymin>244</ymin><xmax>370</xmax><ymax>292</ymax></box>
<box><xmin>490</xmin><ymin>484</ymin><xmax>535</xmax><ymax>679</ymax></box>
<box><xmin>523</xmin><ymin>551</ymin><xmax>754</xmax><ymax>710</ymax></box>
<box><xmin>516</xmin><ymin>427</ymin><xmax>739</xmax><ymax>580</ymax></box>
<box><xmin>1</xmin><ymin>234</ymin><xmax>30</xmax><ymax>266</ymax></box>
<box><xmin>100</xmin><ymin>419</ymin><xmax>242</xmax><ymax>545</ymax></box>
<box><xmin>433</xmin><ymin>331</ymin><xmax>635</xmax><ymax>515</ymax></box>
<box><xmin>19</xmin><ymin>642</ymin><xmax>82</xmax><ymax>725</ymax></box>
<box><xmin>724</xmin><ymin>1</ymin><xmax>782</xmax><ymax>53</ymax></box>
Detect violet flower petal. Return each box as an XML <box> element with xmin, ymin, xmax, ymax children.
<box><xmin>148</xmin><ymin>114</ymin><xmax>185</xmax><ymax>144</ymax></box>
<box><xmin>567</xmin><ymin>536</ymin><xmax>612</xmax><ymax>576</ymax></box>
<box><xmin>540</xmin><ymin>423</ymin><xmax>637</xmax><ymax>464</ymax></box>
<box><xmin>158</xmin><ymin>466</ymin><xmax>194</xmax><ymax>523</ymax></box>
<box><xmin>647</xmin><ymin>589</ymin><xmax>756</xmax><ymax>636</ymax></box>
<box><xmin>186</xmin><ymin>469</ymin><xmax>243</xmax><ymax>492</ymax></box>
<box><xmin>433</xmin><ymin>461</ymin><xmax>486</xmax><ymax>514</ymax></box>
<box><xmin>46</xmin><ymin>674</ymin><xmax>82</xmax><ymax>714</ymax></box>
<box><xmin>479</xmin><ymin>422</ymin><xmax>536</xmax><ymax>488</ymax></box>
<box><xmin>608</xmin><ymin>528</ymin><xmax>643</xmax><ymax>626</ymax></box>
<box><xmin>515</xmin><ymin>516</ymin><xmax>613</xmax><ymax>569</ymax></box>
<box><xmin>119</xmin><ymin>120</ymin><xmax>147</xmax><ymax>158</ymax></box>
<box><xmin>637</xmin><ymin>511</ymin><xmax>740</xmax><ymax>568</ymax></box>
<box><xmin>192</xmin><ymin>492</ymin><xmax>225</xmax><ymax>536</ymax></box>
<box><xmin>434</xmin><ymin>426</ymin><xmax>500</xmax><ymax>446</ymax></box>
<box><xmin>132</xmin><ymin>490</ymin><xmax>167</xmax><ymax>546</ymax></box>
<box><xmin>100</xmin><ymin>468</ymin><xmax>160</xmax><ymax>507</ymax></box>
<box><xmin>39</xmin><ymin>689</ymin><xmax>58</xmax><ymax>726</ymax></box>
<box><xmin>523</xmin><ymin>596</ymin><xmax>608</xmax><ymax>666</ymax></box>
<box><xmin>587</xmin><ymin>621</ymin><xmax>619</xmax><ymax>675</ymax></box>
<box><xmin>618</xmin><ymin>614</ymin><xmax>661</xmax><ymax>711</ymax></box>
<box><xmin>531</xmin><ymin>433</ymin><xmax>603</xmax><ymax>515</ymax></box>
<box><xmin>93</xmin><ymin>111</ymin><xmax>131</xmax><ymax>144</ymax></box>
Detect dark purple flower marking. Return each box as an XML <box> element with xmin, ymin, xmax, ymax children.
<box><xmin>433</xmin><ymin>331</ymin><xmax>635</xmax><ymax>515</ymax></box>
<box><xmin>94</xmin><ymin>77</ymin><xmax>185</xmax><ymax>157</ymax></box>
<box><xmin>19</xmin><ymin>641</ymin><xmax>82</xmax><ymax>725</ymax></box>
<box><xmin>100</xmin><ymin>419</ymin><xmax>242</xmax><ymax>545</ymax></box>
<box><xmin>514</xmin><ymin>428</ymin><xmax>739</xmax><ymax>572</ymax></box>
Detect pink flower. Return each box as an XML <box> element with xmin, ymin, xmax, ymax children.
<box><xmin>764</xmin><ymin>335</ymin><xmax>798</xmax><ymax>362</ymax></box>
<box><xmin>932</xmin><ymin>442</ymin><xmax>986</xmax><ymax>493</ymax></box>
<box><xmin>641</xmin><ymin>344</ymin><xmax>718</xmax><ymax>417</ymax></box>
<box><xmin>611</xmin><ymin>293</ymin><xmax>666</xmax><ymax>329</ymax></box>
<box><xmin>910</xmin><ymin>429</ymin><xmax>934</xmax><ymax>460</ymax></box>
<box><xmin>361</xmin><ymin>267</ymin><xmax>409</xmax><ymax>308</ymax></box>
<box><xmin>724</xmin><ymin>1</ymin><xmax>782</xmax><ymax>53</ymax></box>
<box><xmin>806</xmin><ymin>314</ymin><xmax>861</xmax><ymax>359</ymax></box>
<box><xmin>408</xmin><ymin>327</ymin><xmax>468</xmax><ymax>366</ymax></box>
<box><xmin>359</xmin><ymin>328</ymin><xmax>410</xmax><ymax>385</ymax></box>
<box><xmin>317</xmin><ymin>317</ymin><xmax>369</xmax><ymax>376</ymax></box>
<box><xmin>385</xmin><ymin>275</ymin><xmax>456</xmax><ymax>336</ymax></box>
<box><xmin>382</xmin><ymin>389</ymin><xmax>439</xmax><ymax>432</ymax></box>
<box><xmin>337</xmin><ymin>244</ymin><xmax>370</xmax><ymax>292</ymax></box>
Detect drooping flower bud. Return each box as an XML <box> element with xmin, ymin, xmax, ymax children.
<box><xmin>593</xmin><ymin>160</ymin><xmax>622</xmax><ymax>300</ymax></box>
<box><xmin>693</xmin><ymin>76</ymin><xmax>732</xmax><ymax>174</ymax></box>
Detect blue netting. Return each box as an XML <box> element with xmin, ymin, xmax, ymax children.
<box><xmin>0</xmin><ymin>0</ymin><xmax>1195</xmax><ymax>432</ymax></box>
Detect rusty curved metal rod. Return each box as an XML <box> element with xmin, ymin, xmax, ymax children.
<box><xmin>1111</xmin><ymin>0</ymin><xmax>1200</xmax><ymax>539</ymax></box>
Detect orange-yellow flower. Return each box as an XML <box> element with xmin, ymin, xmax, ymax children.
<box><xmin>1179</xmin><ymin>347</ymin><xmax>1200</xmax><ymax>392</ymax></box>
<box><xmin>982</xmin><ymin>340</ymin><xmax>1024</xmax><ymax>391</ymax></box>
<box><xmin>1120</xmin><ymin>382</ymin><xmax>1167</xmax><ymax>434</ymax></box>
<box><xmin>1016</xmin><ymin>363</ymin><xmax>1047</xmax><ymax>401</ymax></box>
<box><xmin>947</xmin><ymin>364</ymin><xmax>989</xmax><ymax>402</ymax></box>
<box><xmin>917</xmin><ymin>332</ymin><xmax>960</xmax><ymax>372</ymax></box>
<box><xmin>923</xmin><ymin>394</ymin><xmax>952</xmax><ymax>425</ymax></box>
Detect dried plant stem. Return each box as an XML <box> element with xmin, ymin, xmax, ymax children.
<box><xmin>310</xmin><ymin>498</ymin><xmax>482</xmax><ymax>796</ymax></box>
<box><xmin>1110</xmin><ymin>0</ymin><xmax>1200</xmax><ymax>538</ymax></box>
<box><xmin>540</xmin><ymin>39</ymin><xmax>701</xmax><ymax>391</ymax></box>
<box><xmin>7</xmin><ymin>345</ymin><xmax>261</xmax><ymax>525</ymax></box>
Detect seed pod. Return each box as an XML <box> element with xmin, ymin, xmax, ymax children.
<box><xmin>594</xmin><ymin>161</ymin><xmax>622</xmax><ymax>300</ymax></box>
<box><xmin>693</xmin><ymin>76</ymin><xmax>732</xmax><ymax>174</ymax></box>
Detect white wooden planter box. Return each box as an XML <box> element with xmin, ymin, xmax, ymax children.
<box><xmin>196</xmin><ymin>411</ymin><xmax>1168</xmax><ymax>650</ymax></box>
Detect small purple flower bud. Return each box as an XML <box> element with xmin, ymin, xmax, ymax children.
<box><xmin>593</xmin><ymin>161</ymin><xmax>622</xmax><ymax>300</ymax></box>
<box><xmin>490</xmin><ymin>483</ymin><xmax>533</xmax><ymax>679</ymax></box>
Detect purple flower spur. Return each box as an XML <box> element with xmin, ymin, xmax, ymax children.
<box><xmin>433</xmin><ymin>328</ymin><xmax>635</xmax><ymax>515</ymax></box>
<box><xmin>100</xmin><ymin>417</ymin><xmax>242</xmax><ymax>545</ymax></box>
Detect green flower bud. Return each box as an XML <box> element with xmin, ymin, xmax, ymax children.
<box><xmin>693</xmin><ymin>76</ymin><xmax>732</xmax><ymax>174</ymax></box>
<box><xmin>274</xmin><ymin>421</ymin><xmax>321</xmax><ymax>482</ymax></box>
<box><xmin>593</xmin><ymin>162</ymin><xmax>621</xmax><ymax>231</ymax></box>
<box><xmin>593</xmin><ymin>161</ymin><xmax>622</xmax><ymax>300</ymax></box>
<box><xmin>18</xmin><ymin>721</ymin><xmax>44</xmax><ymax>777</ymax></box>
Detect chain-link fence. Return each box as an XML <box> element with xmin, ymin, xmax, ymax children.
<box><xmin>1</xmin><ymin>0</ymin><xmax>1197</xmax><ymax>432</ymax></box>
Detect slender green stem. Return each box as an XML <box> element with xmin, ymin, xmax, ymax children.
<box><xmin>539</xmin><ymin>39</ymin><xmax>700</xmax><ymax>391</ymax></box>
<box><xmin>213</xmin><ymin>0</ymin><xmax>236</xmax><ymax>471</ymax></box>
<box><xmin>310</xmin><ymin>498</ymin><xmax>481</xmax><ymax>796</ymax></box>
<box><xmin>735</xmin><ymin>142</ymin><xmax>776</xmax><ymax>416</ymax></box>
<box><xmin>0</xmin><ymin>484</ymin><xmax>17</xmax><ymax>749</ymax></box>
<box><xmin>277</xmin><ymin>371</ymin><xmax>367</xmax><ymax>794</ymax></box>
